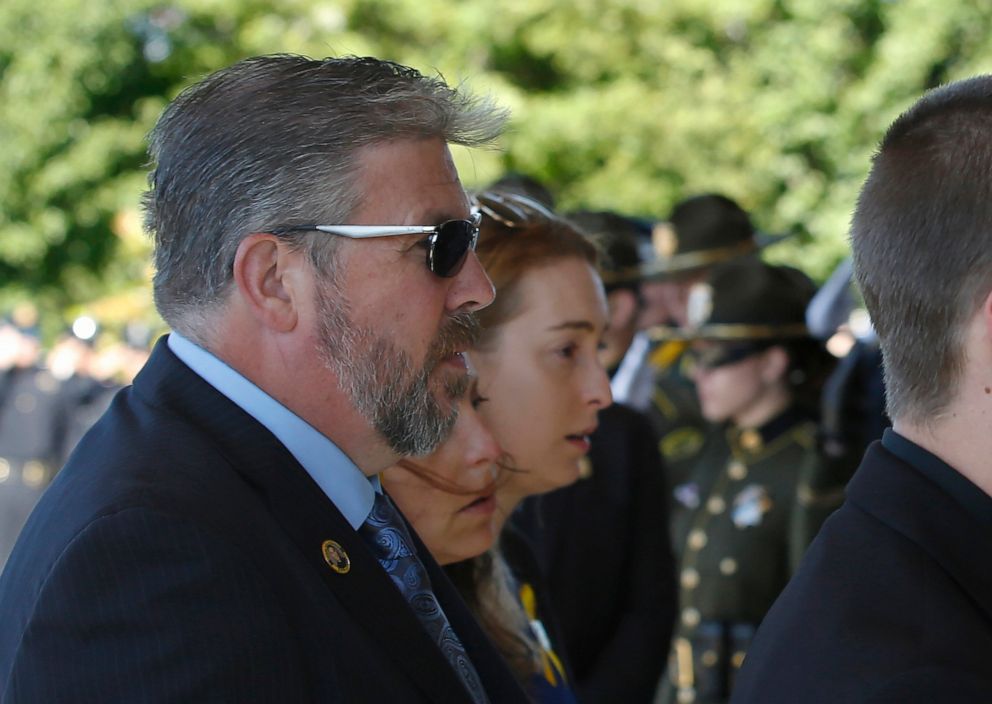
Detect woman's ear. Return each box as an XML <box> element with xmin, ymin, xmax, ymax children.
<box><xmin>231</xmin><ymin>233</ymin><xmax>303</xmax><ymax>333</ymax></box>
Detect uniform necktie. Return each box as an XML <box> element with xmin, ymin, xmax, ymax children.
<box><xmin>359</xmin><ymin>491</ymin><xmax>489</xmax><ymax>704</ymax></box>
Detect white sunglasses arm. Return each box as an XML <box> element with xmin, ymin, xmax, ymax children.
<box><xmin>312</xmin><ymin>225</ymin><xmax>435</xmax><ymax>239</ymax></box>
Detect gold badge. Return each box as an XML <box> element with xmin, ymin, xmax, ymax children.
<box><xmin>739</xmin><ymin>429</ymin><xmax>763</xmax><ymax>453</ymax></box>
<box><xmin>321</xmin><ymin>539</ymin><xmax>351</xmax><ymax>574</ymax></box>
<box><xmin>686</xmin><ymin>283</ymin><xmax>714</xmax><ymax>330</ymax></box>
<box><xmin>652</xmin><ymin>222</ymin><xmax>679</xmax><ymax>259</ymax></box>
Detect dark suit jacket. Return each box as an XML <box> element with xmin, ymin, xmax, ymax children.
<box><xmin>731</xmin><ymin>442</ymin><xmax>992</xmax><ymax>704</ymax></box>
<box><xmin>0</xmin><ymin>338</ymin><xmax>527</xmax><ymax>703</ymax></box>
<box><xmin>516</xmin><ymin>403</ymin><xmax>677</xmax><ymax>704</ymax></box>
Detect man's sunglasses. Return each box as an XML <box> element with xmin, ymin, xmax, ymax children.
<box><xmin>270</xmin><ymin>211</ymin><xmax>482</xmax><ymax>278</ymax></box>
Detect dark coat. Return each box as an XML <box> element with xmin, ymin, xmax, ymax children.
<box><xmin>730</xmin><ymin>442</ymin><xmax>992</xmax><ymax>703</ymax></box>
<box><xmin>517</xmin><ymin>403</ymin><xmax>677</xmax><ymax>704</ymax></box>
<box><xmin>0</xmin><ymin>338</ymin><xmax>527</xmax><ymax>703</ymax></box>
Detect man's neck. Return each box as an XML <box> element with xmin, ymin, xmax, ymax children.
<box><xmin>209</xmin><ymin>328</ymin><xmax>400</xmax><ymax>476</ymax></box>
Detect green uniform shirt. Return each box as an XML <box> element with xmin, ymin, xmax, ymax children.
<box><xmin>659</xmin><ymin>407</ymin><xmax>839</xmax><ymax>704</ymax></box>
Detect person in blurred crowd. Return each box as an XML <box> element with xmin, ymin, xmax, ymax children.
<box><xmin>569</xmin><ymin>211</ymin><xmax>646</xmax><ymax>376</ymax></box>
<box><xmin>0</xmin><ymin>54</ymin><xmax>529</xmax><ymax>703</ymax></box>
<box><xmin>620</xmin><ymin>195</ymin><xmax>786</xmax><ymax>492</ymax></box>
<box><xmin>733</xmin><ymin>75</ymin><xmax>992</xmax><ymax>704</ymax></box>
<box><xmin>657</xmin><ymin>259</ymin><xmax>835</xmax><ymax>704</ymax></box>
<box><xmin>46</xmin><ymin>320</ymin><xmax>123</xmax><ymax>457</ymax></box>
<box><xmin>514</xmin><ymin>209</ymin><xmax>677</xmax><ymax>704</ymax></box>
<box><xmin>0</xmin><ymin>316</ymin><xmax>76</xmax><ymax>569</ymax></box>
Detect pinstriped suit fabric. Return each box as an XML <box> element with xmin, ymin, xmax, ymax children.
<box><xmin>0</xmin><ymin>338</ymin><xmax>529</xmax><ymax>703</ymax></box>
<box><xmin>6</xmin><ymin>509</ymin><xmax>306</xmax><ymax>703</ymax></box>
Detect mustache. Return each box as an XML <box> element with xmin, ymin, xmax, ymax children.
<box><xmin>430</xmin><ymin>311</ymin><xmax>482</xmax><ymax>362</ymax></box>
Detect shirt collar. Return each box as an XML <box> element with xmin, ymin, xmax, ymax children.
<box><xmin>882</xmin><ymin>428</ymin><xmax>992</xmax><ymax>526</ymax></box>
<box><xmin>167</xmin><ymin>332</ymin><xmax>376</xmax><ymax>529</ymax></box>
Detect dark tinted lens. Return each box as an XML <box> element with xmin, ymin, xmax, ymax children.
<box><xmin>428</xmin><ymin>220</ymin><xmax>478</xmax><ymax>277</ymax></box>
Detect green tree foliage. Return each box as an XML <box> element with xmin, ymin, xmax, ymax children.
<box><xmin>2</xmin><ymin>0</ymin><xmax>992</xmax><ymax>331</ymax></box>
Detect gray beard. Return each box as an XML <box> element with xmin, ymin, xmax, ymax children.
<box><xmin>314</xmin><ymin>278</ymin><xmax>478</xmax><ymax>456</ymax></box>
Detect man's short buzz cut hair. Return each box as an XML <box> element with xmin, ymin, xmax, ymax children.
<box><xmin>851</xmin><ymin>74</ymin><xmax>992</xmax><ymax>425</ymax></box>
<box><xmin>143</xmin><ymin>54</ymin><xmax>508</xmax><ymax>344</ymax></box>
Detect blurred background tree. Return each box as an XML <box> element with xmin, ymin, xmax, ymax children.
<box><xmin>2</xmin><ymin>0</ymin><xmax>992</xmax><ymax>338</ymax></box>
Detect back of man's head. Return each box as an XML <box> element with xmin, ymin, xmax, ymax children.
<box><xmin>852</xmin><ymin>75</ymin><xmax>992</xmax><ymax>425</ymax></box>
<box><xmin>143</xmin><ymin>54</ymin><xmax>506</xmax><ymax>342</ymax></box>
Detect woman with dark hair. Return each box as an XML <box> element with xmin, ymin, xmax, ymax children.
<box><xmin>657</xmin><ymin>258</ymin><xmax>837</xmax><ymax>704</ymax></box>
<box><xmin>383</xmin><ymin>190</ymin><xmax>612</xmax><ymax>702</ymax></box>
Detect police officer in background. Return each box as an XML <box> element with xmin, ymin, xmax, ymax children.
<box><xmin>615</xmin><ymin>194</ymin><xmax>788</xmax><ymax>493</ymax></box>
<box><xmin>654</xmin><ymin>259</ymin><xmax>836</xmax><ymax>704</ymax></box>
<box><xmin>514</xmin><ymin>209</ymin><xmax>677</xmax><ymax>703</ymax></box>
<box><xmin>0</xmin><ymin>315</ymin><xmax>76</xmax><ymax>568</ymax></box>
<box><xmin>47</xmin><ymin>319</ymin><xmax>127</xmax><ymax>457</ymax></box>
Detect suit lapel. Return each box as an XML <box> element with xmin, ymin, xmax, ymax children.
<box><xmin>849</xmin><ymin>444</ymin><xmax>992</xmax><ymax>624</ymax></box>
<box><xmin>132</xmin><ymin>339</ymin><xmax>479</xmax><ymax>703</ymax></box>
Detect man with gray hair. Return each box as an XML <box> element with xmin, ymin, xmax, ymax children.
<box><xmin>732</xmin><ymin>76</ymin><xmax>992</xmax><ymax>703</ymax></box>
<box><xmin>0</xmin><ymin>55</ymin><xmax>527</xmax><ymax>702</ymax></box>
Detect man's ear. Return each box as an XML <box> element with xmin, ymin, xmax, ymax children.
<box><xmin>232</xmin><ymin>233</ymin><xmax>303</xmax><ymax>333</ymax></box>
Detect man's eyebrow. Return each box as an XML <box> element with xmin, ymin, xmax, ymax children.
<box><xmin>546</xmin><ymin>320</ymin><xmax>596</xmax><ymax>332</ymax></box>
<box><xmin>416</xmin><ymin>208</ymin><xmax>468</xmax><ymax>224</ymax></box>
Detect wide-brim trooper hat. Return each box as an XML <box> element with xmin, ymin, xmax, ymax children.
<box><xmin>648</xmin><ymin>259</ymin><xmax>815</xmax><ymax>342</ymax></box>
<box><xmin>567</xmin><ymin>210</ymin><xmax>648</xmax><ymax>291</ymax></box>
<box><xmin>641</xmin><ymin>193</ymin><xmax>790</xmax><ymax>281</ymax></box>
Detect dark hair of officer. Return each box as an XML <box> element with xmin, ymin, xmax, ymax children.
<box><xmin>567</xmin><ymin>210</ymin><xmax>643</xmax><ymax>294</ymax></box>
<box><xmin>852</xmin><ymin>75</ymin><xmax>992</xmax><ymax>425</ymax></box>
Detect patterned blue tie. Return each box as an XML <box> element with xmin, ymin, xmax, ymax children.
<box><xmin>359</xmin><ymin>491</ymin><xmax>489</xmax><ymax>704</ymax></box>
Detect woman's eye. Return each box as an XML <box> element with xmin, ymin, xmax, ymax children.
<box><xmin>557</xmin><ymin>343</ymin><xmax>578</xmax><ymax>359</ymax></box>
<box><xmin>471</xmin><ymin>394</ymin><xmax>489</xmax><ymax>409</ymax></box>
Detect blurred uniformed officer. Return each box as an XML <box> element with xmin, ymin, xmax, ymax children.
<box><xmin>654</xmin><ymin>260</ymin><xmax>837</xmax><ymax>704</ymax></box>
<box><xmin>622</xmin><ymin>194</ymin><xmax>788</xmax><ymax>495</ymax></box>
<box><xmin>0</xmin><ymin>319</ymin><xmax>75</xmax><ymax>569</ymax></box>
<box><xmin>46</xmin><ymin>319</ymin><xmax>124</xmax><ymax>457</ymax></box>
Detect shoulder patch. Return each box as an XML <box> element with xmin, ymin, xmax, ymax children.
<box><xmin>660</xmin><ymin>426</ymin><xmax>706</xmax><ymax>462</ymax></box>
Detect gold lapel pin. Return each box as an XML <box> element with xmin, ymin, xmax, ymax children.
<box><xmin>321</xmin><ymin>539</ymin><xmax>351</xmax><ymax>574</ymax></box>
